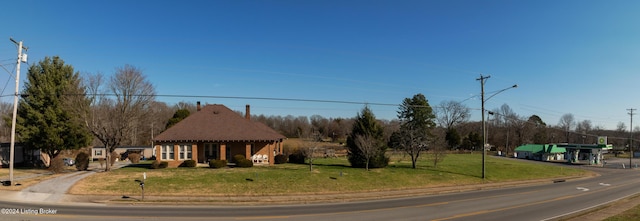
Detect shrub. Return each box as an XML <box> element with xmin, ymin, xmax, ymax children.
<box><xmin>209</xmin><ymin>160</ymin><xmax>227</xmax><ymax>169</ymax></box>
<box><xmin>150</xmin><ymin>161</ymin><xmax>169</xmax><ymax>169</ymax></box>
<box><xmin>180</xmin><ymin>160</ymin><xmax>197</xmax><ymax>168</ymax></box>
<box><xmin>128</xmin><ymin>153</ymin><xmax>141</xmax><ymax>164</ymax></box>
<box><xmin>110</xmin><ymin>151</ymin><xmax>120</xmax><ymax>166</ymax></box>
<box><xmin>48</xmin><ymin>156</ymin><xmax>65</xmax><ymax>174</ymax></box>
<box><xmin>98</xmin><ymin>158</ymin><xmax>105</xmax><ymax>168</ymax></box>
<box><xmin>236</xmin><ymin>159</ymin><xmax>254</xmax><ymax>168</ymax></box>
<box><xmin>150</xmin><ymin>161</ymin><xmax>160</xmax><ymax>169</ymax></box>
<box><xmin>232</xmin><ymin>154</ymin><xmax>247</xmax><ymax>164</ymax></box>
<box><xmin>288</xmin><ymin>151</ymin><xmax>306</xmax><ymax>164</ymax></box>
<box><xmin>274</xmin><ymin>154</ymin><xmax>288</xmax><ymax>164</ymax></box>
<box><xmin>75</xmin><ymin>152</ymin><xmax>90</xmax><ymax>171</ymax></box>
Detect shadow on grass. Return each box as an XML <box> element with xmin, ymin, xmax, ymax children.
<box><xmin>124</xmin><ymin>163</ymin><xmax>152</xmax><ymax>169</ymax></box>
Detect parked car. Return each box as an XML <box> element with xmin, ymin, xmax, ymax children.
<box><xmin>63</xmin><ymin>158</ymin><xmax>75</xmax><ymax>166</ymax></box>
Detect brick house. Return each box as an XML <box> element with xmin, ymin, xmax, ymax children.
<box><xmin>153</xmin><ymin>104</ymin><xmax>285</xmax><ymax>167</ymax></box>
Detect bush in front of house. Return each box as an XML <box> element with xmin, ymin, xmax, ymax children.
<box><xmin>288</xmin><ymin>151</ymin><xmax>306</xmax><ymax>164</ymax></box>
<box><xmin>236</xmin><ymin>159</ymin><xmax>254</xmax><ymax>168</ymax></box>
<box><xmin>98</xmin><ymin>158</ymin><xmax>105</xmax><ymax>169</ymax></box>
<box><xmin>209</xmin><ymin>160</ymin><xmax>227</xmax><ymax>169</ymax></box>
<box><xmin>110</xmin><ymin>151</ymin><xmax>120</xmax><ymax>166</ymax></box>
<box><xmin>128</xmin><ymin>153</ymin><xmax>141</xmax><ymax>164</ymax></box>
<box><xmin>232</xmin><ymin>154</ymin><xmax>253</xmax><ymax>168</ymax></box>
<box><xmin>180</xmin><ymin>160</ymin><xmax>197</xmax><ymax>168</ymax></box>
<box><xmin>150</xmin><ymin>161</ymin><xmax>168</xmax><ymax>169</ymax></box>
<box><xmin>232</xmin><ymin>154</ymin><xmax>246</xmax><ymax>164</ymax></box>
<box><xmin>49</xmin><ymin>156</ymin><xmax>65</xmax><ymax>174</ymax></box>
<box><xmin>75</xmin><ymin>152</ymin><xmax>90</xmax><ymax>171</ymax></box>
<box><xmin>274</xmin><ymin>154</ymin><xmax>288</xmax><ymax>164</ymax></box>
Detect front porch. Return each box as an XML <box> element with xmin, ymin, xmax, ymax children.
<box><xmin>156</xmin><ymin>140</ymin><xmax>283</xmax><ymax>167</ymax></box>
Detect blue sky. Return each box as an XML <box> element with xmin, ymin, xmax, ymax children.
<box><xmin>1</xmin><ymin>0</ymin><xmax>639</xmax><ymax>130</ymax></box>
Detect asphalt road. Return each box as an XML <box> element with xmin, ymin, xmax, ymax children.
<box><xmin>0</xmin><ymin>164</ymin><xmax>638</xmax><ymax>221</ymax></box>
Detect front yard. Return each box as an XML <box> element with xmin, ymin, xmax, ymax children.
<box><xmin>69</xmin><ymin>153</ymin><xmax>589</xmax><ymax>197</ymax></box>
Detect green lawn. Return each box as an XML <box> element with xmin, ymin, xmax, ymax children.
<box><xmin>70</xmin><ymin>154</ymin><xmax>589</xmax><ymax>196</ymax></box>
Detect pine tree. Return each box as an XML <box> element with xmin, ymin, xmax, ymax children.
<box><xmin>347</xmin><ymin>106</ymin><xmax>388</xmax><ymax>169</ymax></box>
<box><xmin>395</xmin><ymin>93</ymin><xmax>437</xmax><ymax>168</ymax></box>
<box><xmin>16</xmin><ymin>56</ymin><xmax>92</xmax><ymax>161</ymax></box>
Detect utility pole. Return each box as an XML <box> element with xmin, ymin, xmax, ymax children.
<box><xmin>628</xmin><ymin>108</ymin><xmax>636</xmax><ymax>169</ymax></box>
<box><xmin>477</xmin><ymin>75</ymin><xmax>517</xmax><ymax>179</ymax></box>
<box><xmin>9</xmin><ymin>38</ymin><xmax>27</xmax><ymax>186</ymax></box>
<box><xmin>477</xmin><ymin>74</ymin><xmax>490</xmax><ymax>179</ymax></box>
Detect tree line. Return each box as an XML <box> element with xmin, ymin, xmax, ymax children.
<box><xmin>6</xmin><ymin>56</ymin><xmax>637</xmax><ymax>171</ymax></box>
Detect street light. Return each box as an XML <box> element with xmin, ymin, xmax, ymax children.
<box><xmin>478</xmin><ymin>75</ymin><xmax>517</xmax><ymax>179</ymax></box>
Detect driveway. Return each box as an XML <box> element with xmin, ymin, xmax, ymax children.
<box><xmin>2</xmin><ymin>161</ymin><xmax>130</xmax><ymax>203</ymax></box>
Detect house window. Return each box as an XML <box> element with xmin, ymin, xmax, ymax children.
<box><xmin>96</xmin><ymin>150</ymin><xmax>103</xmax><ymax>156</ymax></box>
<box><xmin>163</xmin><ymin>145</ymin><xmax>174</xmax><ymax>160</ymax></box>
<box><xmin>179</xmin><ymin>144</ymin><xmax>192</xmax><ymax>160</ymax></box>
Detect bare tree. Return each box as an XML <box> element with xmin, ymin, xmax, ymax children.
<box><xmin>436</xmin><ymin>100</ymin><xmax>471</xmax><ymax>129</ymax></box>
<box><xmin>0</xmin><ymin>101</ymin><xmax>13</xmax><ymax>142</ymax></box>
<box><xmin>558</xmin><ymin>114</ymin><xmax>576</xmax><ymax>143</ymax></box>
<box><xmin>81</xmin><ymin>65</ymin><xmax>155</xmax><ymax>171</ymax></box>
<box><xmin>354</xmin><ymin>134</ymin><xmax>380</xmax><ymax>171</ymax></box>
<box><xmin>299</xmin><ymin>139</ymin><xmax>319</xmax><ymax>172</ymax></box>
<box><xmin>576</xmin><ymin>120</ymin><xmax>593</xmax><ymax>143</ymax></box>
<box><xmin>617</xmin><ymin>122</ymin><xmax>627</xmax><ymax>132</ymax></box>
<box><xmin>428</xmin><ymin>128</ymin><xmax>447</xmax><ymax>168</ymax></box>
<box><xmin>391</xmin><ymin>126</ymin><xmax>429</xmax><ymax>169</ymax></box>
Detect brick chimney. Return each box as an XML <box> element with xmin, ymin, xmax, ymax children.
<box><xmin>245</xmin><ymin>104</ymin><xmax>250</xmax><ymax>120</ymax></box>
<box><xmin>197</xmin><ymin>101</ymin><xmax>201</xmax><ymax>111</ymax></box>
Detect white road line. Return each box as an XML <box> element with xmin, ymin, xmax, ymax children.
<box><xmin>576</xmin><ymin>187</ymin><xmax>589</xmax><ymax>191</ymax></box>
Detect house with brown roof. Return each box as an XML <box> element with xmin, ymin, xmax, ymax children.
<box><xmin>153</xmin><ymin>103</ymin><xmax>286</xmax><ymax>167</ymax></box>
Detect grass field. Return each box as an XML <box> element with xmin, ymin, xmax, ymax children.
<box><xmin>69</xmin><ymin>153</ymin><xmax>589</xmax><ymax>196</ymax></box>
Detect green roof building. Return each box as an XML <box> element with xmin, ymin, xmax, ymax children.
<box><xmin>514</xmin><ymin>144</ymin><xmax>566</xmax><ymax>161</ymax></box>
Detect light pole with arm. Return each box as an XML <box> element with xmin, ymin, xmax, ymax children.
<box><xmin>478</xmin><ymin>74</ymin><xmax>517</xmax><ymax>179</ymax></box>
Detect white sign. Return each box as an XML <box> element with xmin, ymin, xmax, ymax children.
<box><xmin>143</xmin><ymin>172</ymin><xmax>146</xmax><ymax>180</ymax></box>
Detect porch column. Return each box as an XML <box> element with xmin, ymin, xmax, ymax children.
<box><xmin>245</xmin><ymin>143</ymin><xmax>252</xmax><ymax>160</ymax></box>
<box><xmin>220</xmin><ymin>143</ymin><xmax>226</xmax><ymax>161</ymax></box>
<box><xmin>154</xmin><ymin>144</ymin><xmax>161</xmax><ymax>162</ymax></box>
<box><xmin>269</xmin><ymin>143</ymin><xmax>274</xmax><ymax>165</ymax></box>
<box><xmin>191</xmin><ymin>143</ymin><xmax>198</xmax><ymax>162</ymax></box>
<box><xmin>174</xmin><ymin>144</ymin><xmax>179</xmax><ymax>161</ymax></box>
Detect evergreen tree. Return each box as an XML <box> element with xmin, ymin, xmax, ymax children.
<box><xmin>395</xmin><ymin>93</ymin><xmax>437</xmax><ymax>169</ymax></box>
<box><xmin>347</xmin><ymin>106</ymin><xmax>388</xmax><ymax>168</ymax></box>
<box><xmin>16</xmin><ymin>56</ymin><xmax>92</xmax><ymax>161</ymax></box>
<box><xmin>445</xmin><ymin>128</ymin><xmax>461</xmax><ymax>150</ymax></box>
<box><xmin>166</xmin><ymin>109</ymin><xmax>190</xmax><ymax>128</ymax></box>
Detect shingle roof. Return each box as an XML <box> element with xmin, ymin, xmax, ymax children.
<box><xmin>154</xmin><ymin>104</ymin><xmax>286</xmax><ymax>142</ymax></box>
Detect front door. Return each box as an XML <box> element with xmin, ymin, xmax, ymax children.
<box><xmin>203</xmin><ymin>143</ymin><xmax>219</xmax><ymax>163</ymax></box>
